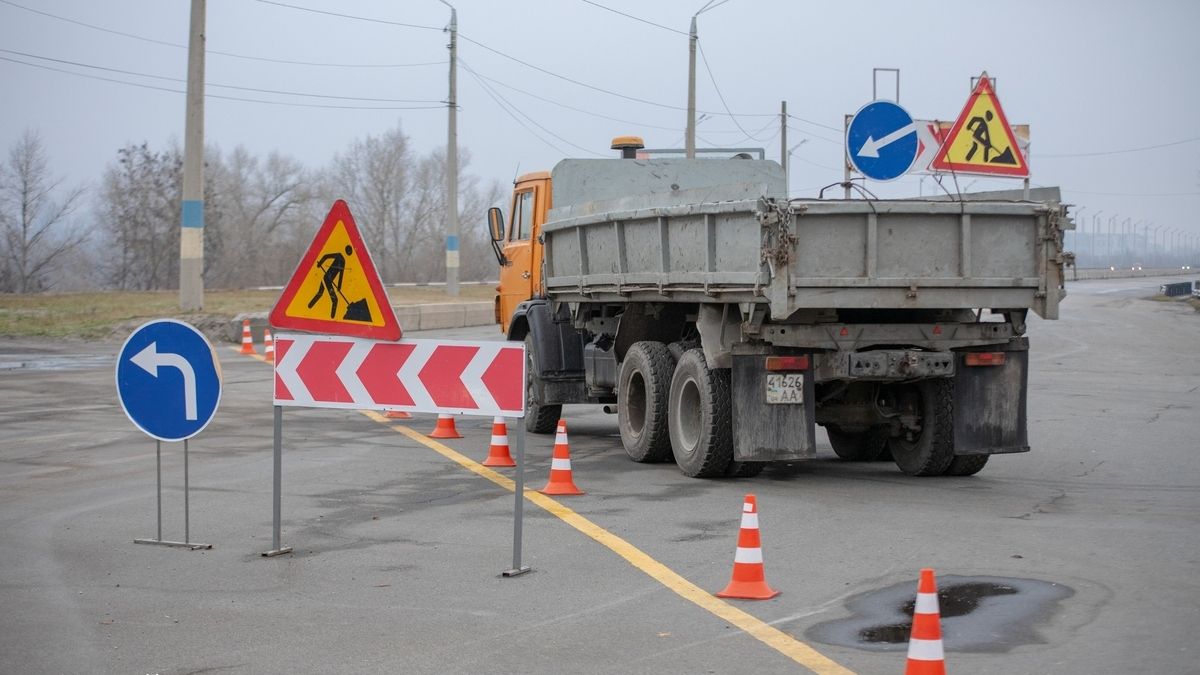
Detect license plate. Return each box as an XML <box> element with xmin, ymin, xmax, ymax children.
<box><xmin>765</xmin><ymin>373</ymin><xmax>804</xmax><ymax>404</ymax></box>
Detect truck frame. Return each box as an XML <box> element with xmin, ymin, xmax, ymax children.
<box><xmin>487</xmin><ymin>142</ymin><xmax>1068</xmax><ymax>478</ymax></box>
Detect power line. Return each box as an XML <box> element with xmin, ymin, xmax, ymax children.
<box><xmin>787</xmin><ymin>113</ymin><xmax>842</xmax><ymax>134</ymax></box>
<box><xmin>696</xmin><ymin>42</ymin><xmax>771</xmax><ymax>142</ymax></box>
<box><xmin>0</xmin><ymin>48</ymin><xmax>441</xmax><ymax>103</ymax></box>
<box><xmin>254</xmin><ymin>0</ymin><xmax>442</xmax><ymax>31</ymax></box>
<box><xmin>0</xmin><ymin>0</ymin><xmax>443</xmax><ymax>68</ymax></box>
<box><xmin>462</xmin><ymin>59</ymin><xmax>606</xmax><ymax>157</ymax></box>
<box><xmin>464</xmin><ymin>65</ymin><xmax>681</xmax><ymax>132</ymax></box>
<box><xmin>786</xmin><ymin>125</ymin><xmax>841</xmax><ymax>146</ymax></box>
<box><xmin>578</xmin><ymin>0</ymin><xmax>688</xmax><ymax>36</ymax></box>
<box><xmin>457</xmin><ymin>32</ymin><xmax>775</xmax><ymax>118</ymax></box>
<box><xmin>0</xmin><ymin>55</ymin><xmax>443</xmax><ymax>110</ymax></box>
<box><xmin>459</xmin><ymin>62</ymin><xmax>570</xmax><ymax>157</ymax></box>
<box><xmin>1039</xmin><ymin>137</ymin><xmax>1200</xmax><ymax>158</ymax></box>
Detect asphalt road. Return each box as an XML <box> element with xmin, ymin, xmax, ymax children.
<box><xmin>1</xmin><ymin>277</ymin><xmax>1197</xmax><ymax>675</ymax></box>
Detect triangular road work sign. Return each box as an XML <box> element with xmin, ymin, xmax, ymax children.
<box><xmin>931</xmin><ymin>72</ymin><xmax>1028</xmax><ymax>177</ymax></box>
<box><xmin>269</xmin><ymin>200</ymin><xmax>401</xmax><ymax>340</ymax></box>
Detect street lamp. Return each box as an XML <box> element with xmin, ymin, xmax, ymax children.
<box><xmin>1092</xmin><ymin>211</ymin><xmax>1103</xmax><ymax>267</ymax></box>
<box><xmin>1108</xmin><ymin>215</ymin><xmax>1118</xmax><ymax>266</ymax></box>
<box><xmin>686</xmin><ymin>0</ymin><xmax>733</xmax><ymax>159</ymax></box>
<box><xmin>1074</xmin><ymin>206</ymin><xmax>1086</xmax><ymax>257</ymax></box>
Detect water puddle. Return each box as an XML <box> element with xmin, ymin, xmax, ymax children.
<box><xmin>806</xmin><ymin>575</ymin><xmax>1073</xmax><ymax>653</ymax></box>
<box><xmin>0</xmin><ymin>353</ymin><xmax>114</xmax><ymax>371</ymax></box>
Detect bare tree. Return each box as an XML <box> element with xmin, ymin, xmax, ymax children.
<box><xmin>206</xmin><ymin>146</ymin><xmax>313</xmax><ymax>287</ymax></box>
<box><xmin>0</xmin><ymin>130</ymin><xmax>86</xmax><ymax>292</ymax></box>
<box><xmin>98</xmin><ymin>143</ymin><xmax>182</xmax><ymax>290</ymax></box>
<box><xmin>326</xmin><ymin>124</ymin><xmax>411</xmax><ymax>282</ymax></box>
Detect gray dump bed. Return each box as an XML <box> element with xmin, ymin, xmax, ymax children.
<box><xmin>542</xmin><ymin>159</ymin><xmax>1067</xmax><ymax>320</ymax></box>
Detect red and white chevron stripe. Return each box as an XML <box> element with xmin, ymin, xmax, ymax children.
<box><xmin>272</xmin><ymin>333</ymin><xmax>525</xmax><ymax>418</ymax></box>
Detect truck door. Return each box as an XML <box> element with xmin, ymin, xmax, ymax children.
<box><xmin>497</xmin><ymin>187</ymin><xmax>538</xmax><ymax>332</ymax></box>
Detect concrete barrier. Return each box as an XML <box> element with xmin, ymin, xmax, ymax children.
<box><xmin>228</xmin><ymin>302</ymin><xmax>496</xmax><ymax>343</ymax></box>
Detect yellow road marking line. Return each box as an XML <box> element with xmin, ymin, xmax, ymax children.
<box><xmin>360</xmin><ymin>410</ymin><xmax>854</xmax><ymax>675</ymax></box>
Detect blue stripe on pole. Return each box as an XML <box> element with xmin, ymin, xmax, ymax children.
<box><xmin>181</xmin><ymin>200</ymin><xmax>205</xmax><ymax>228</ymax></box>
<box><xmin>446</xmin><ymin>235</ymin><xmax>459</xmax><ymax>251</ymax></box>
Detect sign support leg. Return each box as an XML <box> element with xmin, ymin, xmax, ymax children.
<box><xmin>263</xmin><ymin>405</ymin><xmax>292</xmax><ymax>557</ymax></box>
<box><xmin>135</xmin><ymin>439</ymin><xmax>211</xmax><ymax>550</ymax></box>
<box><xmin>156</xmin><ymin>440</ymin><xmax>162</xmax><ymax>541</ymax></box>
<box><xmin>502</xmin><ymin>424</ymin><xmax>530</xmax><ymax>577</ymax></box>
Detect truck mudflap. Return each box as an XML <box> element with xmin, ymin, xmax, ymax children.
<box><xmin>513</xmin><ymin>299</ymin><xmax>588</xmax><ymax>405</ymax></box>
<box><xmin>953</xmin><ymin>338</ymin><xmax>1030</xmax><ymax>455</ymax></box>
<box><xmin>731</xmin><ymin>353</ymin><xmax>816</xmax><ymax>461</ymax></box>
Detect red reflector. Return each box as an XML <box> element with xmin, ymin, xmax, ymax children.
<box><xmin>964</xmin><ymin>352</ymin><xmax>1006</xmax><ymax>367</ymax></box>
<box><xmin>932</xmin><ymin>325</ymin><xmax>942</xmax><ymax>335</ymax></box>
<box><xmin>839</xmin><ymin>327</ymin><xmax>850</xmax><ymax>337</ymax></box>
<box><xmin>766</xmin><ymin>355</ymin><xmax>810</xmax><ymax>371</ymax></box>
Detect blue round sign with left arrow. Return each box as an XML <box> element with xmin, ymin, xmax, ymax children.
<box><xmin>116</xmin><ymin>319</ymin><xmax>222</xmax><ymax>442</ymax></box>
<box><xmin>847</xmin><ymin>100</ymin><xmax>919</xmax><ymax>181</ymax></box>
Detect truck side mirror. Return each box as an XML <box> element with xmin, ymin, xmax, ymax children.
<box><xmin>487</xmin><ymin>207</ymin><xmax>505</xmax><ymax>242</ymax></box>
<box><xmin>487</xmin><ymin>207</ymin><xmax>507</xmax><ymax>265</ymax></box>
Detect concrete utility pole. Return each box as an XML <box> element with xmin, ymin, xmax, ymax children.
<box><xmin>686</xmin><ymin>14</ymin><xmax>697</xmax><ymax>159</ymax></box>
<box><xmin>779</xmin><ymin>101</ymin><xmax>786</xmax><ymax>183</ymax></box>
<box><xmin>441</xmin><ymin>0</ymin><xmax>460</xmax><ymax>296</ymax></box>
<box><xmin>179</xmin><ymin>0</ymin><xmax>206</xmax><ymax>311</ymax></box>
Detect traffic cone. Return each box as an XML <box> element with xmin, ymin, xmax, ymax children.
<box><xmin>716</xmin><ymin>494</ymin><xmax>779</xmax><ymax>600</ymax></box>
<box><xmin>905</xmin><ymin>568</ymin><xmax>946</xmax><ymax>675</ymax></box>
<box><xmin>239</xmin><ymin>319</ymin><xmax>256</xmax><ymax>355</ymax></box>
<box><xmin>483</xmin><ymin>416</ymin><xmax>516</xmax><ymax>467</ymax></box>
<box><xmin>539</xmin><ymin>419</ymin><xmax>584</xmax><ymax>495</ymax></box>
<box><xmin>384</xmin><ymin>410</ymin><xmax>412</xmax><ymax>419</ymax></box>
<box><xmin>263</xmin><ymin>328</ymin><xmax>275</xmax><ymax>361</ymax></box>
<box><xmin>429</xmin><ymin>413</ymin><xmax>462</xmax><ymax>439</ymax></box>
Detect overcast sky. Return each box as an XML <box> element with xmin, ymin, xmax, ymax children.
<box><xmin>2</xmin><ymin>0</ymin><xmax>1198</xmax><ymax>251</ymax></box>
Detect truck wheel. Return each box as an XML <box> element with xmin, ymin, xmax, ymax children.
<box><xmin>825</xmin><ymin>426</ymin><xmax>889</xmax><ymax>462</ymax></box>
<box><xmin>618</xmin><ymin>342</ymin><xmax>675</xmax><ymax>463</ymax></box>
<box><xmin>668</xmin><ymin>349</ymin><xmax>733</xmax><ymax>478</ymax></box>
<box><xmin>944</xmin><ymin>454</ymin><xmax>989</xmax><ymax>476</ymax></box>
<box><xmin>524</xmin><ymin>334</ymin><xmax>561</xmax><ymax>434</ymax></box>
<box><xmin>888</xmin><ymin>379</ymin><xmax>956</xmax><ymax>476</ymax></box>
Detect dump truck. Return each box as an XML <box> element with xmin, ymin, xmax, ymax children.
<box><xmin>487</xmin><ymin>137</ymin><xmax>1069</xmax><ymax>478</ymax></box>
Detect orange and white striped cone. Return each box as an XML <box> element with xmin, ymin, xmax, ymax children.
<box><xmin>429</xmin><ymin>413</ymin><xmax>462</xmax><ymax>439</ymax></box>
<box><xmin>716</xmin><ymin>494</ymin><xmax>779</xmax><ymax>599</ymax></box>
<box><xmin>384</xmin><ymin>410</ymin><xmax>412</xmax><ymax>419</ymax></box>
<box><xmin>239</xmin><ymin>319</ymin><xmax>256</xmax><ymax>355</ymax></box>
<box><xmin>482</xmin><ymin>416</ymin><xmax>516</xmax><ymax>467</ymax></box>
<box><xmin>539</xmin><ymin>419</ymin><xmax>584</xmax><ymax>495</ymax></box>
<box><xmin>263</xmin><ymin>328</ymin><xmax>275</xmax><ymax>361</ymax></box>
<box><xmin>905</xmin><ymin>568</ymin><xmax>946</xmax><ymax>675</ymax></box>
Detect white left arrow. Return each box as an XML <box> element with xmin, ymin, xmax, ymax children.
<box><xmin>857</xmin><ymin>121</ymin><xmax>917</xmax><ymax>159</ymax></box>
<box><xmin>131</xmin><ymin>342</ymin><xmax>198</xmax><ymax>420</ymax></box>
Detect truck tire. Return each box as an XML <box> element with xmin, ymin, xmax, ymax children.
<box><xmin>944</xmin><ymin>454</ymin><xmax>989</xmax><ymax>476</ymax></box>
<box><xmin>524</xmin><ymin>334</ymin><xmax>561</xmax><ymax>434</ymax></box>
<box><xmin>668</xmin><ymin>349</ymin><xmax>733</xmax><ymax>478</ymax></box>
<box><xmin>888</xmin><ymin>379</ymin><xmax>956</xmax><ymax>476</ymax></box>
<box><xmin>826</xmin><ymin>426</ymin><xmax>890</xmax><ymax>462</ymax></box>
<box><xmin>617</xmin><ymin>342</ymin><xmax>675</xmax><ymax>463</ymax></box>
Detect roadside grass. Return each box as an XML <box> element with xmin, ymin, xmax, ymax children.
<box><xmin>0</xmin><ymin>286</ymin><xmax>494</xmax><ymax>339</ymax></box>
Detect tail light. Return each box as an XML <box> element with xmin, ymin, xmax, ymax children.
<box><xmin>964</xmin><ymin>352</ymin><xmax>1006</xmax><ymax>367</ymax></box>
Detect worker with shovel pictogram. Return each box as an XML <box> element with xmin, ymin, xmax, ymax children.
<box><xmin>307</xmin><ymin>245</ymin><xmax>373</xmax><ymax>322</ymax></box>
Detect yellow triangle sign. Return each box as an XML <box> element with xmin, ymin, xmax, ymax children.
<box><xmin>931</xmin><ymin>73</ymin><xmax>1028</xmax><ymax>177</ymax></box>
<box><xmin>269</xmin><ymin>200</ymin><xmax>401</xmax><ymax>340</ymax></box>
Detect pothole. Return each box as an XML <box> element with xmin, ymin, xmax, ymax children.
<box><xmin>805</xmin><ymin>575</ymin><xmax>1073</xmax><ymax>653</ymax></box>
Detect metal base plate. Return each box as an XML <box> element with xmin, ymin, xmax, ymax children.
<box><xmin>502</xmin><ymin>566</ymin><xmax>531</xmax><ymax>578</ymax></box>
<box><xmin>261</xmin><ymin>547</ymin><xmax>294</xmax><ymax>558</ymax></box>
<box><xmin>135</xmin><ymin>538</ymin><xmax>212</xmax><ymax>550</ymax></box>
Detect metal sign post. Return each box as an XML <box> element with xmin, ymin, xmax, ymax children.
<box><xmin>503</xmin><ymin>426</ymin><xmax>530</xmax><ymax>577</ymax></box>
<box><xmin>262</xmin><ymin>405</ymin><xmax>292</xmax><ymax>557</ymax></box>
<box><xmin>134</xmin><ymin>439</ymin><xmax>211</xmax><ymax>550</ymax></box>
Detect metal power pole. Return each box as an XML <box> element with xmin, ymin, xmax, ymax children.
<box><xmin>441</xmin><ymin>1</ymin><xmax>460</xmax><ymax>296</ymax></box>
<box><xmin>179</xmin><ymin>0</ymin><xmax>206</xmax><ymax>311</ymax></box>
<box><xmin>686</xmin><ymin>15</ymin><xmax>697</xmax><ymax>159</ymax></box>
